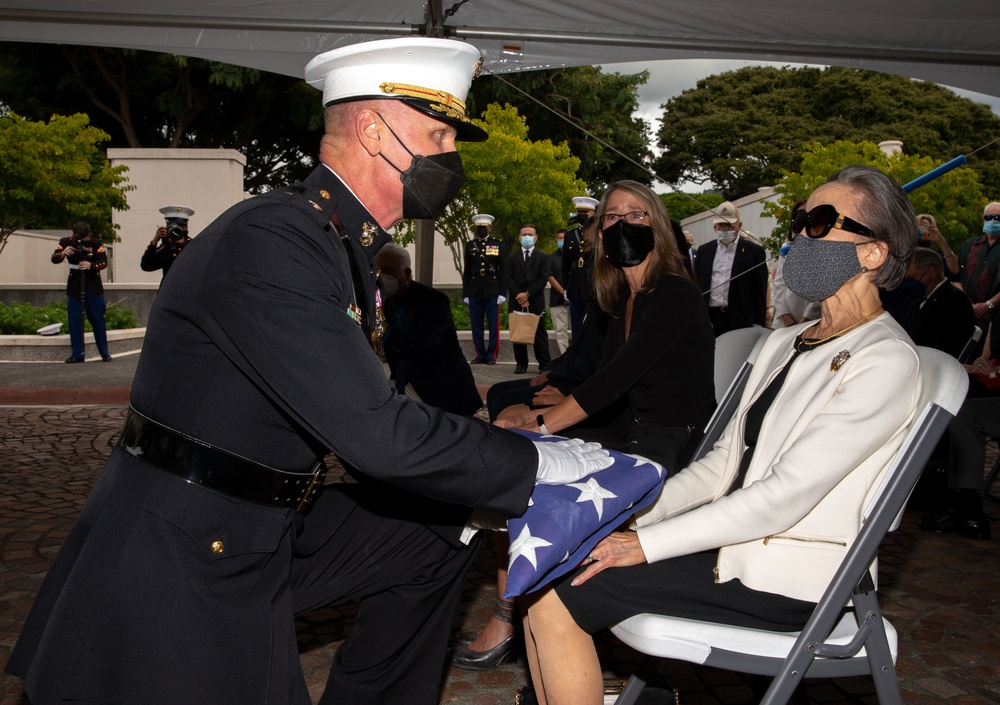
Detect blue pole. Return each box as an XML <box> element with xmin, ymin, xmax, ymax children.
<box><xmin>901</xmin><ymin>155</ymin><xmax>968</xmax><ymax>193</ymax></box>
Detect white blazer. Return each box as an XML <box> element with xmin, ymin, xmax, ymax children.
<box><xmin>635</xmin><ymin>313</ymin><xmax>920</xmax><ymax>603</ymax></box>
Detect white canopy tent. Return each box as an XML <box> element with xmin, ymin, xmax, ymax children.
<box><xmin>1</xmin><ymin>0</ymin><xmax>999</xmax><ymax>98</ymax></box>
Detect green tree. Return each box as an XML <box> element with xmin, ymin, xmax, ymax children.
<box><xmin>655</xmin><ymin>66</ymin><xmax>1000</xmax><ymax>200</ymax></box>
<box><xmin>760</xmin><ymin>140</ymin><xmax>986</xmax><ymax>257</ymax></box>
<box><xmin>469</xmin><ymin>66</ymin><xmax>653</xmax><ymax>192</ymax></box>
<box><xmin>394</xmin><ymin>104</ymin><xmax>587</xmax><ymax>276</ymax></box>
<box><xmin>0</xmin><ymin>42</ymin><xmax>323</xmax><ymax>193</ymax></box>
<box><xmin>0</xmin><ymin>111</ymin><xmax>133</xmax><ymax>256</ymax></box>
<box><xmin>658</xmin><ymin>192</ymin><xmax>725</xmax><ymax>222</ymax></box>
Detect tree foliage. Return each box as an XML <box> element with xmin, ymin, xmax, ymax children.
<box><xmin>469</xmin><ymin>66</ymin><xmax>653</xmax><ymax>193</ymax></box>
<box><xmin>0</xmin><ymin>111</ymin><xmax>133</xmax><ymax>255</ymax></box>
<box><xmin>657</xmin><ymin>192</ymin><xmax>725</xmax><ymax>223</ymax></box>
<box><xmin>0</xmin><ymin>42</ymin><xmax>324</xmax><ymax>194</ymax></box>
<box><xmin>655</xmin><ymin>65</ymin><xmax>1000</xmax><ymax>201</ymax></box>
<box><xmin>394</xmin><ymin>104</ymin><xmax>587</xmax><ymax>275</ymax></box>
<box><xmin>760</xmin><ymin>140</ymin><xmax>987</xmax><ymax>257</ymax></box>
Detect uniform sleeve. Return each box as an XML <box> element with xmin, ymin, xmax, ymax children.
<box><xmin>461</xmin><ymin>241</ymin><xmax>471</xmax><ymax>296</ymax></box>
<box><xmin>201</xmin><ymin>208</ymin><xmax>537</xmax><ymax>516</ymax></box>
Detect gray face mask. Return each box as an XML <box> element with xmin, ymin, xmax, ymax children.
<box><xmin>782</xmin><ymin>235</ymin><xmax>866</xmax><ymax>302</ymax></box>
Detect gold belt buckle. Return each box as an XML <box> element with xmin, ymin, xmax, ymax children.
<box><xmin>296</xmin><ymin>462</ymin><xmax>328</xmax><ymax>512</ymax></box>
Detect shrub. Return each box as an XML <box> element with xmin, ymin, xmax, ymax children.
<box><xmin>0</xmin><ymin>300</ymin><xmax>138</xmax><ymax>335</ymax></box>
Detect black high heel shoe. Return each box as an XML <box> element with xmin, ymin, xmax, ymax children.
<box><xmin>448</xmin><ymin>597</ymin><xmax>517</xmax><ymax>670</ymax></box>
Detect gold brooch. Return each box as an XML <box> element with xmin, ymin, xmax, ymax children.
<box><xmin>830</xmin><ymin>350</ymin><xmax>851</xmax><ymax>372</ymax></box>
<box><xmin>319</xmin><ymin>189</ymin><xmax>330</xmax><ymax>200</ymax></box>
<box><xmin>360</xmin><ymin>222</ymin><xmax>377</xmax><ymax>247</ymax></box>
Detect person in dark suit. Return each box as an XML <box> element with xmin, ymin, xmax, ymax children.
<box><xmin>376</xmin><ymin>243</ymin><xmax>483</xmax><ymax>416</ymax></box>
<box><xmin>507</xmin><ymin>223</ymin><xmax>552</xmax><ymax>374</ymax></box>
<box><xmin>901</xmin><ymin>247</ymin><xmax>976</xmax><ymax>359</ymax></box>
<box><xmin>5</xmin><ymin>37</ymin><xmax>612</xmax><ymax>705</ymax></box>
<box><xmin>563</xmin><ymin>196</ymin><xmax>599</xmax><ymax>338</ymax></box>
<box><xmin>462</xmin><ymin>213</ymin><xmax>506</xmax><ymax>364</ymax></box>
<box><xmin>696</xmin><ymin>200</ymin><xmax>769</xmax><ymax>337</ymax></box>
<box><xmin>51</xmin><ymin>221</ymin><xmax>112</xmax><ymax>363</ymax></box>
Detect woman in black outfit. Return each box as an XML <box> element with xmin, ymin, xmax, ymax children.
<box><xmin>497</xmin><ymin>180</ymin><xmax>715</xmax><ymax>474</ymax></box>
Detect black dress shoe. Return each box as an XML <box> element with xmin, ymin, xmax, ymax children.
<box><xmin>448</xmin><ymin>635</ymin><xmax>516</xmax><ymax>671</ymax></box>
<box><xmin>469</xmin><ymin>357</ymin><xmax>486</xmax><ymax>364</ymax></box>
<box><xmin>485</xmin><ymin>358</ymin><xmax>496</xmax><ymax>365</ymax></box>
<box><xmin>65</xmin><ymin>356</ymin><xmax>85</xmax><ymax>363</ymax></box>
<box><xmin>919</xmin><ymin>510</ymin><xmax>992</xmax><ymax>540</ymax></box>
<box><xmin>514</xmin><ymin>365</ymin><xmax>527</xmax><ymax>374</ymax></box>
<box><xmin>102</xmin><ymin>354</ymin><xmax>113</xmax><ymax>362</ymax></box>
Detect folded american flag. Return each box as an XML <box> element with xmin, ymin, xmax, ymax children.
<box><xmin>504</xmin><ymin>431</ymin><xmax>666</xmax><ymax>598</ymax></box>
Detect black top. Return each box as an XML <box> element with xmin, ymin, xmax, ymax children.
<box><xmin>52</xmin><ymin>236</ymin><xmax>107</xmax><ymax>299</ymax></box>
<box><xmin>548</xmin><ymin>248</ymin><xmax>566</xmax><ymax>306</ymax></box>
<box><xmin>573</xmin><ymin>275</ymin><xmax>715</xmax><ymax>431</ymax></box>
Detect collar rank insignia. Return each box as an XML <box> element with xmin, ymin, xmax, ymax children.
<box><xmin>360</xmin><ymin>222</ymin><xmax>378</xmax><ymax>247</ymax></box>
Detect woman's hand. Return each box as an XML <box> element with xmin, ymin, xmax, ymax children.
<box><xmin>494</xmin><ymin>411</ymin><xmax>536</xmax><ymax>430</ymax></box>
<box><xmin>969</xmin><ymin>357</ymin><xmax>998</xmax><ymax>379</ymax></box>
<box><xmin>570</xmin><ymin>531</ymin><xmax>647</xmax><ymax>587</ymax></box>
<box><xmin>532</xmin><ymin>385</ymin><xmax>565</xmax><ymax>407</ymax></box>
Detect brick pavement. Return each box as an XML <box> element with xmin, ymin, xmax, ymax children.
<box><xmin>1</xmin><ymin>404</ymin><xmax>999</xmax><ymax>705</ymax></box>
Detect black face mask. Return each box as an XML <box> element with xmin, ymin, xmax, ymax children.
<box><xmin>476</xmin><ymin>225</ymin><xmax>489</xmax><ymax>239</ymax></box>
<box><xmin>377</xmin><ymin>114</ymin><xmax>466</xmax><ymax>220</ymax></box>
<box><xmin>602</xmin><ymin>221</ymin><xmax>655</xmax><ymax>268</ymax></box>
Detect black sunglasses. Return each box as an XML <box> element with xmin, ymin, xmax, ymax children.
<box><xmin>792</xmin><ymin>204</ymin><xmax>876</xmax><ymax>240</ymax></box>
<box><xmin>985</xmin><ymin>214</ymin><xmax>1000</xmax><ymax>221</ymax></box>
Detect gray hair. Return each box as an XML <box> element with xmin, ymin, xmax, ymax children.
<box><xmin>378</xmin><ymin>242</ymin><xmax>411</xmax><ymax>270</ymax></box>
<box><xmin>825</xmin><ymin>165</ymin><xmax>916</xmax><ymax>290</ymax></box>
<box><xmin>910</xmin><ymin>247</ymin><xmax>944</xmax><ymax>277</ymax></box>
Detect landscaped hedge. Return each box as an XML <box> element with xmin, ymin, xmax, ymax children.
<box><xmin>0</xmin><ymin>300</ymin><xmax>139</xmax><ymax>335</ymax></box>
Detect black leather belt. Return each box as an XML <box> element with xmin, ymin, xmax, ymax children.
<box><xmin>118</xmin><ymin>408</ymin><xmax>326</xmax><ymax>511</ymax></box>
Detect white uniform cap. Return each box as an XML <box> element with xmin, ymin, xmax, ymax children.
<box><xmin>304</xmin><ymin>37</ymin><xmax>487</xmax><ymax>142</ymax></box>
<box><xmin>712</xmin><ymin>201</ymin><xmax>740</xmax><ymax>225</ymax></box>
<box><xmin>159</xmin><ymin>205</ymin><xmax>195</xmax><ymax>221</ymax></box>
<box><xmin>472</xmin><ymin>214</ymin><xmax>495</xmax><ymax>226</ymax></box>
<box><xmin>572</xmin><ymin>196</ymin><xmax>599</xmax><ymax>211</ymax></box>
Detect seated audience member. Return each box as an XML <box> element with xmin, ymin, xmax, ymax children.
<box><xmin>916</xmin><ymin>212</ymin><xmax>960</xmax><ymax>278</ymax></box>
<box><xmin>919</xmin><ymin>318</ymin><xmax>998</xmax><ymax>540</ymax></box>
<box><xmin>520</xmin><ymin>165</ymin><xmax>922</xmax><ymax>705</ymax></box>
<box><xmin>453</xmin><ymin>182</ymin><xmax>716</xmax><ymax>673</ymax></box>
<box><xmin>498</xmin><ymin>179</ymin><xmax>715</xmax><ymax>473</ymax></box>
<box><xmin>900</xmin><ymin>246</ymin><xmax>975</xmax><ymax>359</ymax></box>
<box><xmin>376</xmin><ymin>243</ymin><xmax>482</xmax><ymax>416</ymax></box>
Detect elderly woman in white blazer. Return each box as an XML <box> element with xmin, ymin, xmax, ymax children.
<box><xmin>522</xmin><ymin>166</ymin><xmax>921</xmax><ymax>705</ymax></box>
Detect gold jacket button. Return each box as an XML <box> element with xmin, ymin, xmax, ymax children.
<box><xmin>211</xmin><ymin>540</ymin><xmax>225</xmax><ymax>554</ymax></box>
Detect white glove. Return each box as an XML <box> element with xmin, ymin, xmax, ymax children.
<box><xmin>497</xmin><ymin>295</ymin><xmax>506</xmax><ymax>305</ymax></box>
<box><xmin>463</xmin><ymin>297</ymin><xmax>470</xmax><ymax>304</ymax></box>
<box><xmin>563</xmin><ymin>292</ymin><xmax>569</xmax><ymax>304</ymax></box>
<box><xmin>533</xmin><ymin>438</ymin><xmax>613</xmax><ymax>485</ymax></box>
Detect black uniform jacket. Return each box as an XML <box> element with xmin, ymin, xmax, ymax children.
<box><xmin>902</xmin><ymin>281</ymin><xmax>976</xmax><ymax>359</ymax></box>
<box><xmin>140</xmin><ymin>240</ymin><xmax>187</xmax><ymax>277</ymax></box>
<box><xmin>506</xmin><ymin>248</ymin><xmax>551</xmax><ymax>315</ymax></box>
<box><xmin>562</xmin><ymin>225</ymin><xmax>595</xmax><ymax>301</ymax></box>
<box><xmin>7</xmin><ymin>165</ymin><xmax>536</xmax><ymax>704</ymax></box>
<box><xmin>52</xmin><ymin>236</ymin><xmax>107</xmax><ymax>298</ymax></box>
<box><xmin>696</xmin><ymin>237</ymin><xmax>769</xmax><ymax>328</ymax></box>
<box><xmin>462</xmin><ymin>235</ymin><xmax>507</xmax><ymax>298</ymax></box>
<box><xmin>383</xmin><ymin>280</ymin><xmax>483</xmax><ymax>416</ymax></box>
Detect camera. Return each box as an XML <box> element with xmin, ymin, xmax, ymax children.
<box><xmin>166</xmin><ymin>222</ymin><xmax>187</xmax><ymax>242</ymax></box>
<box><xmin>66</xmin><ymin>238</ymin><xmax>92</xmax><ymax>265</ymax></box>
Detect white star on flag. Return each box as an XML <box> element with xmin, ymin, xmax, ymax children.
<box><xmin>569</xmin><ymin>477</ymin><xmax>618</xmax><ymax>520</ymax></box>
<box><xmin>626</xmin><ymin>454</ymin><xmax>665</xmax><ymax>478</ymax></box>
<box><xmin>509</xmin><ymin>524</ymin><xmax>553</xmax><ymax>570</ymax></box>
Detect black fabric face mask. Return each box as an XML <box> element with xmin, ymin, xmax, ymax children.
<box><xmin>476</xmin><ymin>225</ymin><xmax>489</xmax><ymax>238</ymax></box>
<box><xmin>602</xmin><ymin>221</ymin><xmax>655</xmax><ymax>268</ymax></box>
<box><xmin>377</xmin><ymin>114</ymin><xmax>466</xmax><ymax>220</ymax></box>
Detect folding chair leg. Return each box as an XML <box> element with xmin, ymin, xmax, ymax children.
<box><xmin>612</xmin><ymin>657</ymin><xmax>653</xmax><ymax>705</ymax></box>
<box><xmin>984</xmin><ymin>455</ymin><xmax>1000</xmax><ymax>503</ymax></box>
<box><xmin>852</xmin><ymin>592</ymin><xmax>903</xmax><ymax>705</ymax></box>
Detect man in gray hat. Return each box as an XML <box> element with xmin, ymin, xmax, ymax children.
<box><xmin>7</xmin><ymin>37</ymin><xmax>611</xmax><ymax>705</ymax></box>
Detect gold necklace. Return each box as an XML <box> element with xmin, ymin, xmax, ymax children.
<box><xmin>798</xmin><ymin>308</ymin><xmax>882</xmax><ymax>349</ymax></box>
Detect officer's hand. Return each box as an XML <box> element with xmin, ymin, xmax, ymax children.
<box><xmin>516</xmin><ymin>292</ymin><xmax>529</xmax><ymax>306</ymax></box>
<box><xmin>156</xmin><ymin>226</ymin><xmax>168</xmax><ymax>241</ymax></box>
<box><xmin>497</xmin><ymin>295</ymin><xmax>506</xmax><ymax>305</ymax></box>
<box><xmin>78</xmin><ymin>261</ymin><xmax>92</xmax><ymax>270</ymax></box>
<box><xmin>463</xmin><ymin>297</ymin><xmax>470</xmax><ymax>304</ymax></box>
<box><xmin>61</xmin><ymin>246</ymin><xmax>76</xmax><ymax>257</ymax></box>
<box><xmin>533</xmin><ymin>438</ymin><xmax>613</xmax><ymax>485</ymax></box>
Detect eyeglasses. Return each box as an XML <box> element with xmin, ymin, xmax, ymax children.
<box><xmin>600</xmin><ymin>211</ymin><xmax>648</xmax><ymax>227</ymax></box>
<box><xmin>984</xmin><ymin>214</ymin><xmax>1000</xmax><ymax>221</ymax></box>
<box><xmin>792</xmin><ymin>204</ymin><xmax>876</xmax><ymax>240</ymax></box>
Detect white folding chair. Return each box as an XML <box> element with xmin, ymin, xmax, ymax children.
<box><xmin>958</xmin><ymin>325</ymin><xmax>982</xmax><ymax>364</ymax></box>
<box><xmin>688</xmin><ymin>326</ymin><xmax>772</xmax><ymax>463</ymax></box>
<box><xmin>610</xmin><ymin>347</ymin><xmax>969</xmax><ymax>705</ymax></box>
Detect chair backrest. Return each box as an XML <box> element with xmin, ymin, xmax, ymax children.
<box><xmin>690</xmin><ymin>327</ymin><xmax>772</xmax><ymax>462</ymax></box>
<box><xmin>958</xmin><ymin>325</ymin><xmax>983</xmax><ymax>364</ymax></box>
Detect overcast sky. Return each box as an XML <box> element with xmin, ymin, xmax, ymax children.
<box><xmin>599</xmin><ymin>58</ymin><xmax>1000</xmax><ymax>192</ymax></box>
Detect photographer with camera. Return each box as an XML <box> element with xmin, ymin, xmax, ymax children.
<box><xmin>51</xmin><ymin>221</ymin><xmax>111</xmax><ymax>363</ymax></box>
<box><xmin>562</xmin><ymin>196</ymin><xmax>599</xmax><ymax>338</ymax></box>
<box><xmin>141</xmin><ymin>205</ymin><xmax>195</xmax><ymax>278</ymax></box>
